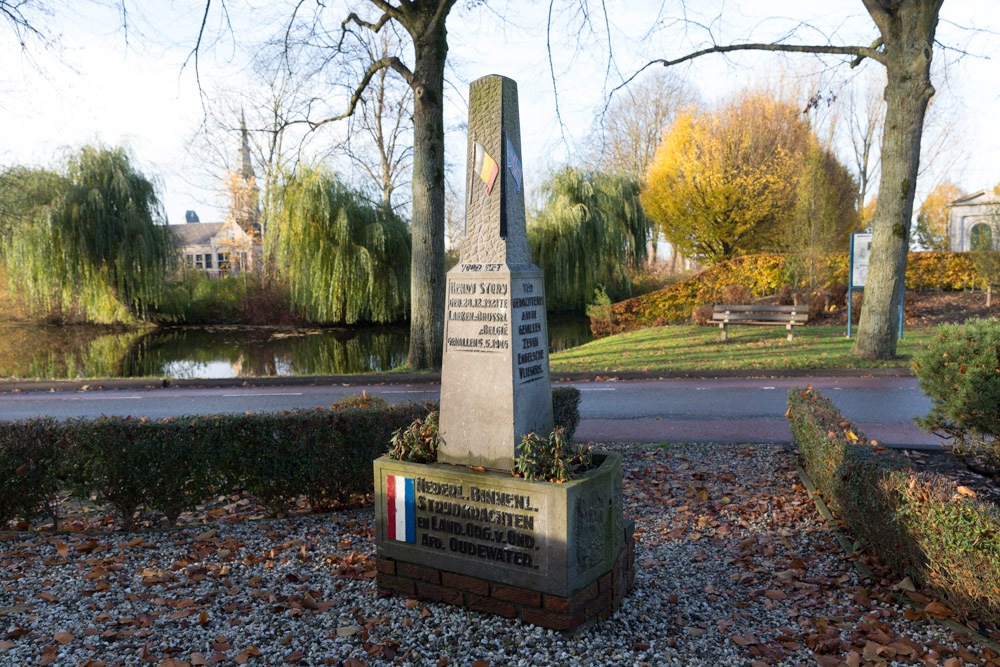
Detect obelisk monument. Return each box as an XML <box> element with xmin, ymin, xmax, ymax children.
<box><xmin>438</xmin><ymin>75</ymin><xmax>554</xmax><ymax>471</ymax></box>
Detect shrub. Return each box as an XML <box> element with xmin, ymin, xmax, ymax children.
<box><xmin>0</xmin><ymin>418</ymin><xmax>66</xmax><ymax>528</ymax></box>
<box><xmin>388</xmin><ymin>411</ymin><xmax>441</xmax><ymax>464</ymax></box>
<box><xmin>719</xmin><ymin>283</ymin><xmax>752</xmax><ymax>305</ymax></box>
<box><xmin>552</xmin><ymin>386</ymin><xmax>582</xmax><ymax>442</ymax></box>
<box><xmin>589</xmin><ymin>251</ymin><xmax>982</xmax><ymax>338</ymax></box>
<box><xmin>913</xmin><ymin>318</ymin><xmax>1000</xmax><ymax>474</ymax></box>
<box><xmin>690</xmin><ymin>304</ymin><xmax>713</xmax><ymax>325</ymax></box>
<box><xmin>513</xmin><ymin>427</ymin><xmax>593</xmax><ymax>483</ymax></box>
<box><xmin>389</xmin><ymin>388</ymin><xmax>584</xmax><ymax>464</ymax></box>
<box><xmin>788</xmin><ymin>385</ymin><xmax>1000</xmax><ymax>622</ymax></box>
<box><xmin>65</xmin><ymin>416</ymin><xmax>222</xmax><ymax>529</ymax></box>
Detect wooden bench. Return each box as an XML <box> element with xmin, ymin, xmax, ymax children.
<box><xmin>711</xmin><ymin>304</ymin><xmax>809</xmax><ymax>342</ymax></box>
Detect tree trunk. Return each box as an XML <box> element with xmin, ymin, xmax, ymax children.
<box><xmin>852</xmin><ymin>0</ymin><xmax>941</xmax><ymax>360</ymax></box>
<box><xmin>405</xmin><ymin>17</ymin><xmax>448</xmax><ymax>369</ymax></box>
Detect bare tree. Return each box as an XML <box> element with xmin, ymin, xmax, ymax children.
<box><xmin>844</xmin><ymin>69</ymin><xmax>885</xmax><ymax>214</ymax></box>
<box><xmin>278</xmin><ymin>0</ymin><xmax>460</xmax><ymax>369</ymax></box>
<box><xmin>340</xmin><ymin>25</ymin><xmax>414</xmax><ymax>218</ymax></box>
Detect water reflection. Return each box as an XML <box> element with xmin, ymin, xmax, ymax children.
<box><xmin>0</xmin><ymin>314</ymin><xmax>592</xmax><ymax>380</ymax></box>
<box><xmin>119</xmin><ymin>326</ymin><xmax>410</xmax><ymax>378</ymax></box>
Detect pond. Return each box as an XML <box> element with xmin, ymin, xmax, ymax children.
<box><xmin>0</xmin><ymin>314</ymin><xmax>593</xmax><ymax>380</ymax></box>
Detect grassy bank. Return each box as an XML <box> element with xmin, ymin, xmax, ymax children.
<box><xmin>549</xmin><ymin>324</ymin><xmax>935</xmax><ymax>373</ymax></box>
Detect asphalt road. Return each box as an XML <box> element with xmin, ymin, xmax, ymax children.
<box><xmin>0</xmin><ymin>375</ymin><xmax>944</xmax><ymax>449</ymax></box>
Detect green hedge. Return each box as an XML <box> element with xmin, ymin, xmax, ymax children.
<box><xmin>1</xmin><ymin>389</ymin><xmax>584</xmax><ymax>531</ymax></box>
<box><xmin>1</xmin><ymin>401</ymin><xmax>432</xmax><ymax>530</ymax></box>
<box><xmin>788</xmin><ymin>386</ymin><xmax>1000</xmax><ymax>623</ymax></box>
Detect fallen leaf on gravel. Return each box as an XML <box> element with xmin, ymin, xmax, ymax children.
<box><xmin>957</xmin><ymin>485</ymin><xmax>976</xmax><ymax>497</ymax></box>
<box><xmin>39</xmin><ymin>646</ymin><xmax>58</xmax><ymax>665</ymax></box>
<box><xmin>893</xmin><ymin>576</ymin><xmax>916</xmax><ymax>592</ymax></box>
<box><xmin>337</xmin><ymin>625</ymin><xmax>363</xmax><ymax>637</ymax></box>
<box><xmin>0</xmin><ymin>640</ymin><xmax>14</xmax><ymax>651</ymax></box>
<box><xmin>924</xmin><ymin>600</ymin><xmax>952</xmax><ymax>617</ymax></box>
<box><xmin>54</xmin><ymin>631</ymin><xmax>74</xmax><ymax>644</ymax></box>
<box><xmin>284</xmin><ymin>649</ymin><xmax>305</xmax><ymax>662</ymax></box>
<box><xmin>234</xmin><ymin>646</ymin><xmax>261</xmax><ymax>664</ymax></box>
<box><xmin>56</xmin><ymin>542</ymin><xmax>69</xmax><ymax>557</ymax></box>
<box><xmin>0</xmin><ymin>603</ymin><xmax>33</xmax><ymax>615</ymax></box>
<box><xmin>158</xmin><ymin>659</ymin><xmax>190</xmax><ymax>667</ymax></box>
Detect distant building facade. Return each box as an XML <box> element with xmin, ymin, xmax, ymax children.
<box><xmin>171</xmin><ymin>218</ymin><xmax>257</xmax><ymax>277</ymax></box>
<box><xmin>949</xmin><ymin>189</ymin><xmax>1000</xmax><ymax>251</ymax></box>
<box><xmin>171</xmin><ymin>113</ymin><xmax>263</xmax><ymax>276</ymax></box>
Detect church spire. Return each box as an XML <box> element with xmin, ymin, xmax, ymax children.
<box><xmin>239</xmin><ymin>110</ymin><xmax>254</xmax><ymax>183</ymax></box>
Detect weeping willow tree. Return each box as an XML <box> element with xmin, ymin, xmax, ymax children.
<box><xmin>270</xmin><ymin>166</ymin><xmax>411</xmax><ymax>324</ymax></box>
<box><xmin>0</xmin><ymin>147</ymin><xmax>176</xmax><ymax>323</ymax></box>
<box><xmin>528</xmin><ymin>167</ymin><xmax>652</xmax><ymax>312</ymax></box>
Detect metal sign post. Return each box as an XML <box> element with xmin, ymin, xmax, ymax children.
<box><xmin>846</xmin><ymin>232</ymin><xmax>904</xmax><ymax>339</ymax></box>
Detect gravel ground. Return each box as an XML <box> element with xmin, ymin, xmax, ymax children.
<box><xmin>1</xmin><ymin>443</ymin><xmax>996</xmax><ymax>666</ymax></box>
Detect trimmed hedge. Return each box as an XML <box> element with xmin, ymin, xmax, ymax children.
<box><xmin>1</xmin><ymin>388</ymin><xmax>585</xmax><ymax>531</ymax></box>
<box><xmin>0</xmin><ymin>418</ymin><xmax>66</xmax><ymax>528</ymax></box>
<box><xmin>1</xmin><ymin>400</ymin><xmax>433</xmax><ymax>530</ymax></box>
<box><xmin>595</xmin><ymin>251</ymin><xmax>983</xmax><ymax>337</ymax></box>
<box><xmin>788</xmin><ymin>386</ymin><xmax>1000</xmax><ymax>623</ymax></box>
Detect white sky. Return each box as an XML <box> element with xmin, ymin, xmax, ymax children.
<box><xmin>1</xmin><ymin>1</ymin><xmax>998</xmax><ymax>225</ymax></box>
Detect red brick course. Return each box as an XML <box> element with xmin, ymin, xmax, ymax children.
<box><xmin>376</xmin><ymin>528</ymin><xmax>636</xmax><ymax>633</ymax></box>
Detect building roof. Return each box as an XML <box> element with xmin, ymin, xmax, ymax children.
<box><xmin>169</xmin><ymin>222</ymin><xmax>225</xmax><ymax>246</ymax></box>
<box><xmin>951</xmin><ymin>189</ymin><xmax>1000</xmax><ymax>208</ymax></box>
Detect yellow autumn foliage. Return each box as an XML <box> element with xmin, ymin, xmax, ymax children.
<box><xmin>642</xmin><ymin>92</ymin><xmax>850</xmax><ymax>265</ymax></box>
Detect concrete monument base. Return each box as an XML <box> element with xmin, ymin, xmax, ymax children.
<box><xmin>373</xmin><ymin>452</ymin><xmax>635</xmax><ymax>631</ymax></box>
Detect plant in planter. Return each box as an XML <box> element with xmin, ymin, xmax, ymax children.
<box><xmin>512</xmin><ymin>427</ymin><xmax>594</xmax><ymax>483</ymax></box>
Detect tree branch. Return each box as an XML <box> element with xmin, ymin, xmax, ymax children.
<box><xmin>616</xmin><ymin>40</ymin><xmax>884</xmax><ymax>98</ymax></box>
<box><xmin>296</xmin><ymin>56</ymin><xmax>414</xmax><ymax>132</ymax></box>
<box><xmin>338</xmin><ymin>10</ymin><xmax>394</xmax><ymax>51</ymax></box>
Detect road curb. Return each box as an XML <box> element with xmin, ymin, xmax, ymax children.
<box><xmin>0</xmin><ymin>367</ymin><xmax>914</xmax><ymax>394</ymax></box>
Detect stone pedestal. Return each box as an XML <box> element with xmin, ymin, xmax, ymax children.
<box><xmin>374</xmin><ymin>453</ymin><xmax>635</xmax><ymax>631</ymax></box>
<box><xmin>374</xmin><ymin>74</ymin><xmax>632</xmax><ymax>632</ymax></box>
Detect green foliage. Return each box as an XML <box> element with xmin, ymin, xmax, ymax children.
<box><xmin>913</xmin><ymin>319</ymin><xmax>1000</xmax><ymax>471</ymax></box>
<box><xmin>271</xmin><ymin>166</ymin><xmax>410</xmax><ymax>324</ymax></box>
<box><xmin>971</xmin><ymin>251</ymin><xmax>1000</xmax><ymax>294</ymax></box>
<box><xmin>332</xmin><ymin>392</ymin><xmax>389</xmax><ymax>410</ymax></box>
<box><xmin>513</xmin><ymin>428</ymin><xmax>593</xmax><ymax>483</ymax></box>
<box><xmin>0</xmin><ymin>418</ymin><xmax>65</xmax><ymax>528</ymax></box>
<box><xmin>0</xmin><ymin>402</ymin><xmax>430</xmax><ymax>529</ymax></box>
<box><xmin>551</xmin><ymin>386</ymin><xmax>582</xmax><ymax>443</ymax></box>
<box><xmin>528</xmin><ymin>167</ymin><xmax>652</xmax><ymax>311</ymax></box>
<box><xmin>388</xmin><ymin>411</ymin><xmax>440</xmax><ymax>464</ymax></box>
<box><xmin>788</xmin><ymin>386</ymin><xmax>1000</xmax><ymax>623</ymax></box>
<box><xmin>387</xmin><ymin>389</ymin><xmax>584</xmax><ymax>465</ymax></box>
<box><xmin>584</xmin><ymin>287</ymin><xmax>612</xmax><ymax>336</ymax></box>
<box><xmin>0</xmin><ymin>147</ymin><xmax>176</xmax><ymax>323</ymax></box>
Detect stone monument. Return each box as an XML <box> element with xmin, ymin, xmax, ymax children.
<box><xmin>373</xmin><ymin>75</ymin><xmax>633</xmax><ymax>632</ymax></box>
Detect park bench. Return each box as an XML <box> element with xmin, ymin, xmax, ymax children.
<box><xmin>711</xmin><ymin>304</ymin><xmax>809</xmax><ymax>342</ymax></box>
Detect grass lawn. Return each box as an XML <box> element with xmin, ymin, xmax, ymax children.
<box><xmin>549</xmin><ymin>324</ymin><xmax>936</xmax><ymax>373</ymax></box>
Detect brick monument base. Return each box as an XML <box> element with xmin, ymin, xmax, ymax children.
<box><xmin>376</xmin><ymin>523</ymin><xmax>635</xmax><ymax>633</ymax></box>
